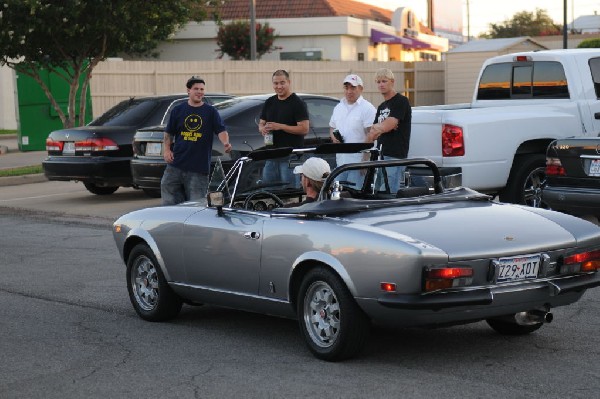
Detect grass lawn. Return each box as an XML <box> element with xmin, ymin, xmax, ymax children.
<box><xmin>0</xmin><ymin>165</ymin><xmax>43</xmax><ymax>177</ymax></box>
<box><xmin>0</xmin><ymin>130</ymin><xmax>18</xmax><ymax>135</ymax></box>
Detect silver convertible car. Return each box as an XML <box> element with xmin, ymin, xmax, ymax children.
<box><xmin>113</xmin><ymin>144</ymin><xmax>600</xmax><ymax>361</ymax></box>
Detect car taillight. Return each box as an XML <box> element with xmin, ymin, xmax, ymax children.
<box><xmin>545</xmin><ymin>157</ymin><xmax>565</xmax><ymax>176</ymax></box>
<box><xmin>442</xmin><ymin>124</ymin><xmax>464</xmax><ymax>157</ymax></box>
<box><xmin>75</xmin><ymin>138</ymin><xmax>119</xmax><ymax>152</ymax></box>
<box><xmin>424</xmin><ymin>266</ymin><xmax>473</xmax><ymax>292</ymax></box>
<box><xmin>46</xmin><ymin>138</ymin><xmax>63</xmax><ymax>151</ymax></box>
<box><xmin>561</xmin><ymin>250</ymin><xmax>600</xmax><ymax>273</ymax></box>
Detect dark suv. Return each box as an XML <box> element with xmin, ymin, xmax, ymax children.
<box><xmin>131</xmin><ymin>94</ymin><xmax>339</xmax><ymax>197</ymax></box>
<box><xmin>42</xmin><ymin>93</ymin><xmax>234</xmax><ymax>195</ymax></box>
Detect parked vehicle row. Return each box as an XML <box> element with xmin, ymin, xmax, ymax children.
<box><xmin>131</xmin><ymin>94</ymin><xmax>339</xmax><ymax>197</ymax></box>
<box><xmin>42</xmin><ymin>93</ymin><xmax>234</xmax><ymax>196</ymax></box>
<box><xmin>409</xmin><ymin>49</ymin><xmax>600</xmax><ymax>207</ymax></box>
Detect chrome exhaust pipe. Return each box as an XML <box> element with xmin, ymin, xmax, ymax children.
<box><xmin>514</xmin><ymin>310</ymin><xmax>553</xmax><ymax>325</ymax></box>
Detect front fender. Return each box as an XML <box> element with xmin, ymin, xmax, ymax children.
<box><xmin>123</xmin><ymin>227</ymin><xmax>172</xmax><ymax>282</ymax></box>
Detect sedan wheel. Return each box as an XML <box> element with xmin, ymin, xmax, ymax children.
<box><xmin>298</xmin><ymin>268</ymin><xmax>369</xmax><ymax>361</ymax></box>
<box><xmin>127</xmin><ymin>244</ymin><xmax>182</xmax><ymax>321</ymax></box>
<box><xmin>84</xmin><ymin>182</ymin><xmax>119</xmax><ymax>195</ymax></box>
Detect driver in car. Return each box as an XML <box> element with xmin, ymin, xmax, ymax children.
<box><xmin>285</xmin><ymin>157</ymin><xmax>331</xmax><ymax>207</ymax></box>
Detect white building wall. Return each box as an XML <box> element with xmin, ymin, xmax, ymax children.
<box><xmin>0</xmin><ymin>66</ymin><xmax>18</xmax><ymax>130</ymax></box>
<box><xmin>143</xmin><ymin>17</ymin><xmax>398</xmax><ymax>62</ymax></box>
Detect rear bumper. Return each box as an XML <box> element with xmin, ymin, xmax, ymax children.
<box><xmin>42</xmin><ymin>155</ymin><xmax>132</xmax><ymax>186</ymax></box>
<box><xmin>130</xmin><ymin>157</ymin><xmax>166</xmax><ymax>190</ymax></box>
<box><xmin>542</xmin><ymin>185</ymin><xmax>600</xmax><ymax>215</ymax></box>
<box><xmin>377</xmin><ymin>273</ymin><xmax>600</xmax><ymax>310</ymax></box>
<box><xmin>357</xmin><ymin>273</ymin><xmax>600</xmax><ymax>328</ymax></box>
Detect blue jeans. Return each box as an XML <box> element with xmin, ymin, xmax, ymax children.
<box><xmin>262</xmin><ymin>159</ymin><xmax>299</xmax><ymax>187</ymax></box>
<box><xmin>161</xmin><ymin>164</ymin><xmax>209</xmax><ymax>206</ymax></box>
<box><xmin>377</xmin><ymin>156</ymin><xmax>405</xmax><ymax>194</ymax></box>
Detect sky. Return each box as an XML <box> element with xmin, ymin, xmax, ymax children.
<box><xmin>360</xmin><ymin>0</ymin><xmax>600</xmax><ymax>36</ymax></box>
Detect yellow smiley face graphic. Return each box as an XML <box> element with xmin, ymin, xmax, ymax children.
<box><xmin>185</xmin><ymin>114</ymin><xmax>203</xmax><ymax>132</ymax></box>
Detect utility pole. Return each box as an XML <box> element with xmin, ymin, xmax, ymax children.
<box><xmin>563</xmin><ymin>0</ymin><xmax>567</xmax><ymax>49</ymax></box>
<box><xmin>250</xmin><ymin>0</ymin><xmax>257</xmax><ymax>60</ymax></box>
<box><xmin>466</xmin><ymin>0</ymin><xmax>471</xmax><ymax>41</ymax></box>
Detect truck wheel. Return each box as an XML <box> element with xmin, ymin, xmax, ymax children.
<box><xmin>499</xmin><ymin>154</ymin><xmax>547</xmax><ymax>207</ymax></box>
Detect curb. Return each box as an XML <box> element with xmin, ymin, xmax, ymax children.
<box><xmin>0</xmin><ymin>173</ymin><xmax>48</xmax><ymax>187</ymax></box>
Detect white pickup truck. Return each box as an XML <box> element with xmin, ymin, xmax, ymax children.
<box><xmin>408</xmin><ymin>49</ymin><xmax>600</xmax><ymax>206</ymax></box>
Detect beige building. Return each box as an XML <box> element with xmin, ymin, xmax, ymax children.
<box><xmin>134</xmin><ymin>0</ymin><xmax>449</xmax><ymax>63</ymax></box>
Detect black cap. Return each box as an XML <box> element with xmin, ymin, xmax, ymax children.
<box><xmin>186</xmin><ymin>75</ymin><xmax>205</xmax><ymax>89</ymax></box>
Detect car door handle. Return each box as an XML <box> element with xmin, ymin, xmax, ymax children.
<box><xmin>595</xmin><ymin>112</ymin><xmax>600</xmax><ymax>120</ymax></box>
<box><xmin>244</xmin><ymin>231</ymin><xmax>261</xmax><ymax>240</ymax></box>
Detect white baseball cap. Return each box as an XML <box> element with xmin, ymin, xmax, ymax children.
<box><xmin>343</xmin><ymin>74</ymin><xmax>363</xmax><ymax>87</ymax></box>
<box><xmin>293</xmin><ymin>157</ymin><xmax>331</xmax><ymax>182</ymax></box>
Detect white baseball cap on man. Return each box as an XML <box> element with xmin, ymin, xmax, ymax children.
<box><xmin>293</xmin><ymin>157</ymin><xmax>331</xmax><ymax>182</ymax></box>
<box><xmin>343</xmin><ymin>74</ymin><xmax>364</xmax><ymax>87</ymax></box>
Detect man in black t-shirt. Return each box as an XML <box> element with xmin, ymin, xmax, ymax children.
<box><xmin>367</xmin><ymin>68</ymin><xmax>412</xmax><ymax>193</ymax></box>
<box><xmin>258</xmin><ymin>70</ymin><xmax>309</xmax><ymax>185</ymax></box>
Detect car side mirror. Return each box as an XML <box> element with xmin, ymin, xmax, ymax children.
<box><xmin>207</xmin><ymin>191</ymin><xmax>225</xmax><ymax>216</ymax></box>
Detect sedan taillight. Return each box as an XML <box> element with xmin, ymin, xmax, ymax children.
<box><xmin>46</xmin><ymin>138</ymin><xmax>63</xmax><ymax>151</ymax></box>
<box><xmin>75</xmin><ymin>138</ymin><xmax>119</xmax><ymax>152</ymax></box>
<box><xmin>545</xmin><ymin>157</ymin><xmax>565</xmax><ymax>176</ymax></box>
<box><xmin>442</xmin><ymin>124</ymin><xmax>464</xmax><ymax>157</ymax></box>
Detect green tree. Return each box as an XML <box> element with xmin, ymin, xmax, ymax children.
<box><xmin>578</xmin><ymin>38</ymin><xmax>600</xmax><ymax>48</ymax></box>
<box><xmin>0</xmin><ymin>0</ymin><xmax>215</xmax><ymax>128</ymax></box>
<box><xmin>481</xmin><ymin>8</ymin><xmax>562</xmax><ymax>38</ymax></box>
<box><xmin>216</xmin><ymin>20</ymin><xmax>280</xmax><ymax>60</ymax></box>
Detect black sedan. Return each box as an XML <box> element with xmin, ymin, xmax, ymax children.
<box><xmin>131</xmin><ymin>94</ymin><xmax>339</xmax><ymax>197</ymax></box>
<box><xmin>543</xmin><ymin>137</ymin><xmax>600</xmax><ymax>217</ymax></box>
<box><xmin>42</xmin><ymin>93</ymin><xmax>234</xmax><ymax>195</ymax></box>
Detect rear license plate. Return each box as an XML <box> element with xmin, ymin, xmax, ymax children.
<box><xmin>495</xmin><ymin>254</ymin><xmax>541</xmax><ymax>283</ymax></box>
<box><xmin>589</xmin><ymin>159</ymin><xmax>600</xmax><ymax>176</ymax></box>
<box><xmin>63</xmin><ymin>142</ymin><xmax>75</xmax><ymax>155</ymax></box>
<box><xmin>145</xmin><ymin>142</ymin><xmax>162</xmax><ymax>156</ymax></box>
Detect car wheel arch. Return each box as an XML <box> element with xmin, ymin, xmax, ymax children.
<box><xmin>288</xmin><ymin>251</ymin><xmax>357</xmax><ymax>310</ymax></box>
<box><xmin>123</xmin><ymin>229</ymin><xmax>172</xmax><ymax>282</ymax></box>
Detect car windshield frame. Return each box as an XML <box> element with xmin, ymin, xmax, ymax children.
<box><xmin>207</xmin><ymin>144</ymin><xmax>489</xmax><ymax>215</ymax></box>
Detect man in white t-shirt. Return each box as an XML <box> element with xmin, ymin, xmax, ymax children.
<box><xmin>329</xmin><ymin>74</ymin><xmax>377</xmax><ymax>188</ymax></box>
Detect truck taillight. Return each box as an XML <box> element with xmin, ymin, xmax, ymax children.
<box><xmin>514</xmin><ymin>55</ymin><xmax>532</xmax><ymax>62</ymax></box>
<box><xmin>442</xmin><ymin>124</ymin><xmax>464</xmax><ymax>157</ymax></box>
<box><xmin>545</xmin><ymin>157</ymin><xmax>565</xmax><ymax>176</ymax></box>
<box><xmin>75</xmin><ymin>138</ymin><xmax>119</xmax><ymax>152</ymax></box>
<box><xmin>424</xmin><ymin>266</ymin><xmax>473</xmax><ymax>292</ymax></box>
<box><xmin>46</xmin><ymin>138</ymin><xmax>63</xmax><ymax>151</ymax></box>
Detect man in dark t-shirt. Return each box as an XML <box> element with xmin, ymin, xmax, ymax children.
<box><xmin>161</xmin><ymin>76</ymin><xmax>231</xmax><ymax>205</ymax></box>
<box><xmin>258</xmin><ymin>70</ymin><xmax>309</xmax><ymax>185</ymax></box>
<box><xmin>367</xmin><ymin>68</ymin><xmax>412</xmax><ymax>193</ymax></box>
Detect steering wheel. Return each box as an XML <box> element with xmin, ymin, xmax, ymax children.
<box><xmin>243</xmin><ymin>191</ymin><xmax>285</xmax><ymax>210</ymax></box>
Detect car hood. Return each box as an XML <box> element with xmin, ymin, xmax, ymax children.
<box><xmin>340</xmin><ymin>201</ymin><xmax>600</xmax><ymax>260</ymax></box>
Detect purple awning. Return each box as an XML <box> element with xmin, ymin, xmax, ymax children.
<box><xmin>370</xmin><ymin>29</ymin><xmax>434</xmax><ymax>50</ymax></box>
<box><xmin>370</xmin><ymin>29</ymin><xmax>411</xmax><ymax>45</ymax></box>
